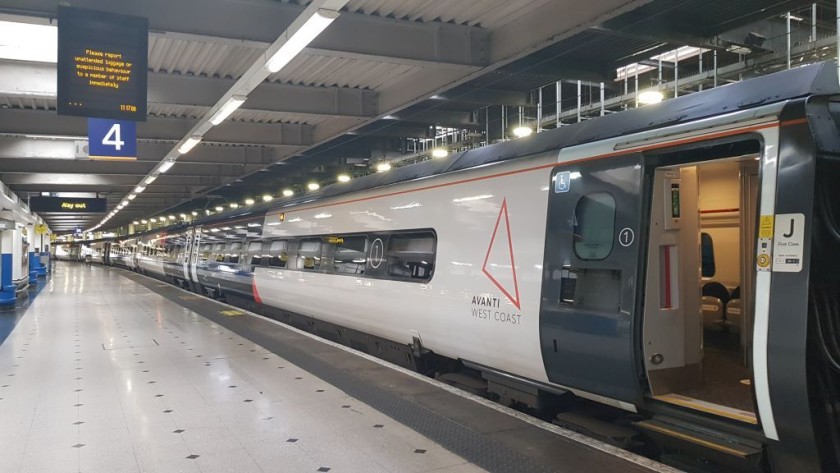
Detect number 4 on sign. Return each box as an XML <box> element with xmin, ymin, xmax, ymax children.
<box><xmin>102</xmin><ymin>123</ymin><xmax>124</xmax><ymax>150</ymax></box>
<box><xmin>87</xmin><ymin>118</ymin><xmax>136</xmax><ymax>159</ymax></box>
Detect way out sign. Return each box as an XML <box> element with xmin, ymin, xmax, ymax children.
<box><xmin>88</xmin><ymin>118</ymin><xmax>137</xmax><ymax>160</ymax></box>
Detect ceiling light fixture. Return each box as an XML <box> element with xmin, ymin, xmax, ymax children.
<box><xmin>0</xmin><ymin>21</ymin><xmax>57</xmax><ymax>63</ymax></box>
<box><xmin>512</xmin><ymin>126</ymin><xmax>533</xmax><ymax>138</ymax></box>
<box><xmin>638</xmin><ymin>89</ymin><xmax>664</xmax><ymax>105</ymax></box>
<box><xmin>376</xmin><ymin>162</ymin><xmax>391</xmax><ymax>172</ymax></box>
<box><xmin>245</xmin><ymin>198</ymin><xmax>255</xmax><ymax>205</ymax></box>
<box><xmin>145</xmin><ymin>175</ymin><xmax>157</xmax><ymax>185</ymax></box>
<box><xmin>134</xmin><ymin>185</ymin><xmax>146</xmax><ymax>193</ymax></box>
<box><xmin>262</xmin><ymin>194</ymin><xmax>273</xmax><ymax>202</ymax></box>
<box><xmin>230</xmin><ymin>203</ymin><xmax>239</xmax><ymax>209</ymax></box>
<box><xmin>209</xmin><ymin>95</ymin><xmax>247</xmax><ymax>125</ymax></box>
<box><xmin>431</xmin><ymin>148</ymin><xmax>448</xmax><ymax>159</ymax></box>
<box><xmin>158</xmin><ymin>160</ymin><xmax>175</xmax><ymax>173</ymax></box>
<box><xmin>265</xmin><ymin>9</ymin><xmax>339</xmax><ymax>73</ymax></box>
<box><xmin>128</xmin><ymin>193</ymin><xmax>137</xmax><ymax>200</ymax></box>
<box><xmin>178</xmin><ymin>136</ymin><xmax>202</xmax><ymax>155</ymax></box>
<box><xmin>215</xmin><ymin>206</ymin><xmax>224</xmax><ymax>212</ymax></box>
<box><xmin>337</xmin><ymin>174</ymin><xmax>351</xmax><ymax>182</ymax></box>
<box><xmin>191</xmin><ymin>211</ymin><xmax>198</xmax><ymax>216</ymax></box>
<box><xmin>282</xmin><ymin>189</ymin><xmax>294</xmax><ymax>197</ymax></box>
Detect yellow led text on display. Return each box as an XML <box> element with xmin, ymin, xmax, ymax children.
<box><xmin>73</xmin><ymin>48</ymin><xmax>134</xmax><ymax>91</ymax></box>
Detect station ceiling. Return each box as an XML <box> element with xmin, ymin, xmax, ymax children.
<box><xmin>0</xmin><ymin>0</ymin><xmax>820</xmax><ymax>233</ymax></box>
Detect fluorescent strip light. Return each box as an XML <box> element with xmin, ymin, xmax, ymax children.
<box><xmin>128</xmin><ymin>193</ymin><xmax>137</xmax><ymax>200</ymax></box>
<box><xmin>144</xmin><ymin>175</ymin><xmax>158</xmax><ymax>185</ymax></box>
<box><xmin>0</xmin><ymin>21</ymin><xmax>57</xmax><ymax>63</ymax></box>
<box><xmin>209</xmin><ymin>95</ymin><xmax>247</xmax><ymax>125</ymax></box>
<box><xmin>158</xmin><ymin>160</ymin><xmax>175</xmax><ymax>173</ymax></box>
<box><xmin>120</xmin><ymin>200</ymin><xmax>128</xmax><ymax>206</ymax></box>
<box><xmin>134</xmin><ymin>185</ymin><xmax>146</xmax><ymax>193</ymax></box>
<box><xmin>265</xmin><ymin>9</ymin><xmax>339</xmax><ymax>73</ymax></box>
<box><xmin>178</xmin><ymin>136</ymin><xmax>202</xmax><ymax>155</ymax></box>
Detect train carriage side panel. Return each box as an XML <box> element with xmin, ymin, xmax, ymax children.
<box><xmin>256</xmin><ymin>152</ymin><xmax>555</xmax><ymax>384</ymax></box>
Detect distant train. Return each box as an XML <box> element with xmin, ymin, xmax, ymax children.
<box><xmin>82</xmin><ymin>63</ymin><xmax>840</xmax><ymax>472</ymax></box>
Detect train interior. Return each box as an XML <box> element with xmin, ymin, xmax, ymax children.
<box><xmin>643</xmin><ymin>153</ymin><xmax>759</xmax><ymax>424</ymax></box>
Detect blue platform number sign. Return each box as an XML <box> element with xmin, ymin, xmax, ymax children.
<box><xmin>554</xmin><ymin>171</ymin><xmax>571</xmax><ymax>193</ymax></box>
<box><xmin>88</xmin><ymin>118</ymin><xmax>137</xmax><ymax>159</ymax></box>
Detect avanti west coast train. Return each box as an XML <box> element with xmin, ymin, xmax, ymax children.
<box><xmin>89</xmin><ymin>62</ymin><xmax>840</xmax><ymax>472</ymax></box>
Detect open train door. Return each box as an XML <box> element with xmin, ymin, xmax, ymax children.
<box><xmin>539</xmin><ymin>152</ymin><xmax>645</xmax><ymax>406</ymax></box>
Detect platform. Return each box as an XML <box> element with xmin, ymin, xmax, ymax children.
<box><xmin>0</xmin><ymin>263</ymin><xmax>675</xmax><ymax>473</ymax></box>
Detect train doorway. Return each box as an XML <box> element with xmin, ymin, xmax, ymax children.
<box><xmin>642</xmin><ymin>153</ymin><xmax>759</xmax><ymax>424</ymax></box>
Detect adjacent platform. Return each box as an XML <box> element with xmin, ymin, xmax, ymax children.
<box><xmin>0</xmin><ymin>262</ymin><xmax>675</xmax><ymax>473</ymax></box>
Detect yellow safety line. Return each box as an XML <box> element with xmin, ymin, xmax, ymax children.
<box><xmin>655</xmin><ymin>394</ymin><xmax>758</xmax><ymax>424</ymax></box>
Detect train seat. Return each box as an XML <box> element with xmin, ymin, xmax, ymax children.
<box><xmin>726</xmin><ymin>299</ymin><xmax>742</xmax><ymax>334</ymax></box>
<box><xmin>702</xmin><ymin>296</ymin><xmax>726</xmax><ymax>331</ymax></box>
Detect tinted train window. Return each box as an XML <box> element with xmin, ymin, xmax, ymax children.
<box><xmin>297</xmin><ymin>239</ymin><xmax>322</xmax><ymax>270</ymax></box>
<box><xmin>573</xmin><ymin>193</ymin><xmax>616</xmax><ymax>260</ymax></box>
<box><xmin>331</xmin><ymin>236</ymin><xmax>367</xmax><ymax>274</ymax></box>
<box><xmin>213</xmin><ymin>243</ymin><xmax>224</xmax><ymax>262</ymax></box>
<box><xmin>268</xmin><ymin>240</ymin><xmax>288</xmax><ymax>268</ymax></box>
<box><xmin>199</xmin><ymin>244</ymin><xmax>211</xmax><ymax>262</ymax></box>
<box><xmin>386</xmin><ymin>233</ymin><xmax>435</xmax><ymax>281</ymax></box>
<box><xmin>227</xmin><ymin>242</ymin><xmax>242</xmax><ymax>264</ymax></box>
<box><xmin>248</xmin><ymin>241</ymin><xmax>263</xmax><ymax>266</ymax></box>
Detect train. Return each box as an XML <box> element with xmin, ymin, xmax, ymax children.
<box><xmin>79</xmin><ymin>62</ymin><xmax>840</xmax><ymax>472</ymax></box>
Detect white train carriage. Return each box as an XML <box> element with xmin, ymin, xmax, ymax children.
<box><xmin>104</xmin><ymin>63</ymin><xmax>840</xmax><ymax>472</ymax></box>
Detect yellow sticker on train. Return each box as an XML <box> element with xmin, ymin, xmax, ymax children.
<box><xmin>759</xmin><ymin>215</ymin><xmax>774</xmax><ymax>239</ymax></box>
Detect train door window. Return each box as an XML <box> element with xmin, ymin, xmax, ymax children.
<box><xmin>386</xmin><ymin>232</ymin><xmax>436</xmax><ymax>281</ymax></box>
<box><xmin>331</xmin><ymin>235</ymin><xmax>367</xmax><ymax>274</ymax></box>
<box><xmin>573</xmin><ymin>193</ymin><xmax>616</xmax><ymax>260</ymax></box>
<box><xmin>268</xmin><ymin>240</ymin><xmax>289</xmax><ymax>268</ymax></box>
<box><xmin>248</xmin><ymin>241</ymin><xmax>263</xmax><ymax>267</ymax></box>
<box><xmin>701</xmin><ymin>232</ymin><xmax>716</xmax><ymax>278</ymax></box>
<box><xmin>297</xmin><ymin>238</ymin><xmax>322</xmax><ymax>270</ymax></box>
<box><xmin>227</xmin><ymin>242</ymin><xmax>242</xmax><ymax>264</ymax></box>
<box><xmin>213</xmin><ymin>243</ymin><xmax>224</xmax><ymax>262</ymax></box>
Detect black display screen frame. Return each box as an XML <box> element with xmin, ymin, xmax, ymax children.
<box><xmin>57</xmin><ymin>6</ymin><xmax>148</xmax><ymax>121</ymax></box>
<box><xmin>29</xmin><ymin>197</ymin><xmax>107</xmax><ymax>214</ymax></box>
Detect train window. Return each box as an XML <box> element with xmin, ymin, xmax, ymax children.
<box><xmin>386</xmin><ymin>232</ymin><xmax>436</xmax><ymax>281</ymax></box>
<box><xmin>213</xmin><ymin>243</ymin><xmax>224</xmax><ymax>262</ymax></box>
<box><xmin>330</xmin><ymin>235</ymin><xmax>367</xmax><ymax>274</ymax></box>
<box><xmin>268</xmin><ymin>240</ymin><xmax>289</xmax><ymax>268</ymax></box>
<box><xmin>248</xmin><ymin>241</ymin><xmax>263</xmax><ymax>266</ymax></box>
<box><xmin>701</xmin><ymin>232</ymin><xmax>716</xmax><ymax>278</ymax></box>
<box><xmin>297</xmin><ymin>239</ymin><xmax>322</xmax><ymax>270</ymax></box>
<box><xmin>573</xmin><ymin>193</ymin><xmax>616</xmax><ymax>261</ymax></box>
<box><xmin>227</xmin><ymin>242</ymin><xmax>242</xmax><ymax>264</ymax></box>
<box><xmin>199</xmin><ymin>244</ymin><xmax>211</xmax><ymax>262</ymax></box>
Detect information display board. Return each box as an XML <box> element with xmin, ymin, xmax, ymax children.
<box><xmin>29</xmin><ymin>197</ymin><xmax>107</xmax><ymax>214</ymax></box>
<box><xmin>57</xmin><ymin>6</ymin><xmax>148</xmax><ymax>121</ymax></box>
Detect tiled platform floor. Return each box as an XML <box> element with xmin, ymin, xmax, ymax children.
<box><xmin>0</xmin><ymin>263</ymin><xmax>486</xmax><ymax>473</ymax></box>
